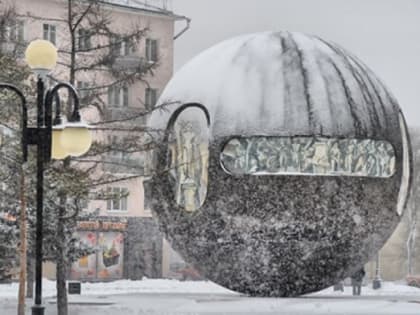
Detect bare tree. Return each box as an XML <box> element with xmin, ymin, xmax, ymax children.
<box><xmin>0</xmin><ymin>5</ymin><xmax>32</xmax><ymax>314</ymax></box>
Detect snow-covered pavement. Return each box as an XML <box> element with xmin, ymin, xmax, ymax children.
<box><xmin>1</xmin><ymin>279</ymin><xmax>420</xmax><ymax>314</ymax></box>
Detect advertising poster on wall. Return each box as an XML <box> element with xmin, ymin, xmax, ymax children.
<box><xmin>97</xmin><ymin>231</ymin><xmax>124</xmax><ymax>279</ymax></box>
<box><xmin>70</xmin><ymin>221</ymin><xmax>126</xmax><ymax>281</ymax></box>
<box><xmin>70</xmin><ymin>231</ymin><xmax>98</xmax><ymax>280</ymax></box>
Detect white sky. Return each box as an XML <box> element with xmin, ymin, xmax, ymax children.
<box><xmin>172</xmin><ymin>0</ymin><xmax>420</xmax><ymax>126</ymax></box>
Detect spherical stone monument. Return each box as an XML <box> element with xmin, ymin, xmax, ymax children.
<box><xmin>146</xmin><ymin>31</ymin><xmax>412</xmax><ymax>296</ymax></box>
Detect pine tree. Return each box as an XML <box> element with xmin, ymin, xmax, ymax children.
<box><xmin>0</xmin><ymin>10</ymin><xmax>31</xmax><ymax>315</ymax></box>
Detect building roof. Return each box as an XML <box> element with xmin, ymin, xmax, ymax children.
<box><xmin>102</xmin><ymin>0</ymin><xmax>189</xmax><ymax>21</ymax></box>
<box><xmin>103</xmin><ymin>0</ymin><xmax>175</xmax><ymax>16</ymax></box>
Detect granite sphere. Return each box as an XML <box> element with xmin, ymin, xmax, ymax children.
<box><xmin>146</xmin><ymin>31</ymin><xmax>412</xmax><ymax>296</ymax></box>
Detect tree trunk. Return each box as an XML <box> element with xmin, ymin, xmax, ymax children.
<box><xmin>26</xmin><ymin>256</ymin><xmax>34</xmax><ymax>299</ymax></box>
<box><xmin>56</xmin><ymin>197</ymin><xmax>68</xmax><ymax>315</ymax></box>
<box><xmin>17</xmin><ymin>170</ymin><xmax>27</xmax><ymax>315</ymax></box>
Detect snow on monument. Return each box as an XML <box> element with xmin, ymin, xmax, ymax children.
<box><xmin>146</xmin><ymin>31</ymin><xmax>412</xmax><ymax>296</ymax></box>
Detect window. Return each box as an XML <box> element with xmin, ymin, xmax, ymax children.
<box><xmin>76</xmin><ymin>81</ymin><xmax>91</xmax><ymax>100</ymax></box>
<box><xmin>145</xmin><ymin>38</ymin><xmax>158</xmax><ymax>62</ymax></box>
<box><xmin>110</xmin><ymin>36</ymin><xmax>135</xmax><ymax>56</ymax></box>
<box><xmin>220</xmin><ymin>136</ymin><xmax>396</xmax><ymax>178</ymax></box>
<box><xmin>108</xmin><ymin>135</ymin><xmax>121</xmax><ymax>158</ymax></box>
<box><xmin>120</xmin><ymin>39</ymin><xmax>130</xmax><ymax>56</ymax></box>
<box><xmin>106</xmin><ymin>187</ymin><xmax>128</xmax><ymax>211</ymax></box>
<box><xmin>122</xmin><ymin>86</ymin><xmax>129</xmax><ymax>106</ymax></box>
<box><xmin>145</xmin><ymin>88</ymin><xmax>157</xmax><ymax>109</ymax></box>
<box><xmin>1</xmin><ymin>20</ymin><xmax>24</xmax><ymax>47</ymax></box>
<box><xmin>5</xmin><ymin>20</ymin><xmax>24</xmax><ymax>42</ymax></box>
<box><xmin>77</xmin><ymin>28</ymin><xmax>91</xmax><ymax>51</ymax></box>
<box><xmin>107</xmin><ymin>85</ymin><xmax>129</xmax><ymax>107</ymax></box>
<box><xmin>43</xmin><ymin>24</ymin><xmax>56</xmax><ymax>45</ymax></box>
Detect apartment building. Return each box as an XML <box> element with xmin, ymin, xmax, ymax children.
<box><xmin>1</xmin><ymin>0</ymin><xmax>188</xmax><ymax>281</ymax></box>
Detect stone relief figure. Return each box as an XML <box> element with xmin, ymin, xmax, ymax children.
<box><xmin>312</xmin><ymin>141</ymin><xmax>330</xmax><ymax>173</ymax></box>
<box><xmin>221</xmin><ymin>136</ymin><xmax>396</xmax><ymax>178</ymax></box>
<box><xmin>301</xmin><ymin>141</ymin><xmax>315</xmax><ymax>173</ymax></box>
<box><xmin>329</xmin><ymin>140</ymin><xmax>341</xmax><ymax>173</ymax></box>
<box><xmin>378</xmin><ymin>142</ymin><xmax>391</xmax><ymax>176</ymax></box>
<box><xmin>169</xmin><ymin>114</ymin><xmax>209</xmax><ymax>212</ymax></box>
<box><xmin>177</xmin><ymin>122</ymin><xmax>199</xmax><ymax>211</ymax></box>
<box><xmin>278</xmin><ymin>138</ymin><xmax>293</xmax><ymax>172</ymax></box>
<box><xmin>366</xmin><ymin>156</ymin><xmax>378</xmax><ymax>176</ymax></box>
<box><xmin>255</xmin><ymin>137</ymin><xmax>273</xmax><ymax>172</ymax></box>
<box><xmin>290</xmin><ymin>142</ymin><xmax>302</xmax><ymax>172</ymax></box>
<box><xmin>344</xmin><ymin>140</ymin><xmax>356</xmax><ymax>173</ymax></box>
<box><xmin>354</xmin><ymin>144</ymin><xmax>367</xmax><ymax>175</ymax></box>
<box><xmin>264</xmin><ymin>138</ymin><xmax>282</xmax><ymax>173</ymax></box>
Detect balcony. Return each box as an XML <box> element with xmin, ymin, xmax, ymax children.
<box><xmin>112</xmin><ymin>55</ymin><xmax>148</xmax><ymax>73</ymax></box>
<box><xmin>102</xmin><ymin>154</ymin><xmax>145</xmax><ymax>175</ymax></box>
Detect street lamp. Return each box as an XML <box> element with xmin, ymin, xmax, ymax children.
<box><xmin>373</xmin><ymin>253</ymin><xmax>382</xmax><ymax>289</ymax></box>
<box><xmin>0</xmin><ymin>39</ymin><xmax>92</xmax><ymax>315</ymax></box>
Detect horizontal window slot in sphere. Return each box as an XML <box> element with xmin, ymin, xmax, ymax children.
<box><xmin>220</xmin><ymin>137</ymin><xmax>396</xmax><ymax>178</ymax></box>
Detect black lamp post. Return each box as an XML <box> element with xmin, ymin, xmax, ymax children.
<box><xmin>0</xmin><ymin>39</ymin><xmax>92</xmax><ymax>315</ymax></box>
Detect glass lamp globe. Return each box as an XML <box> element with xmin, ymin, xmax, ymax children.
<box><xmin>25</xmin><ymin>39</ymin><xmax>58</xmax><ymax>75</ymax></box>
<box><xmin>60</xmin><ymin>122</ymin><xmax>92</xmax><ymax>157</ymax></box>
<box><xmin>51</xmin><ymin>126</ymin><xmax>69</xmax><ymax>160</ymax></box>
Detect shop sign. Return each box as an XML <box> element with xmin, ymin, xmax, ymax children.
<box><xmin>77</xmin><ymin>220</ymin><xmax>127</xmax><ymax>231</ymax></box>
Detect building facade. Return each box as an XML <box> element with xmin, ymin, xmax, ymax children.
<box><xmin>1</xmin><ymin>0</ymin><xmax>189</xmax><ymax>281</ymax></box>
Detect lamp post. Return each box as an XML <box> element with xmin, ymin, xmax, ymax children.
<box><xmin>0</xmin><ymin>39</ymin><xmax>92</xmax><ymax>315</ymax></box>
<box><xmin>373</xmin><ymin>253</ymin><xmax>382</xmax><ymax>289</ymax></box>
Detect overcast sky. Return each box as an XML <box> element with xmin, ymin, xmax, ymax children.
<box><xmin>171</xmin><ymin>0</ymin><xmax>420</xmax><ymax>126</ymax></box>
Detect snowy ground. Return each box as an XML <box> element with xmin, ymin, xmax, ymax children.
<box><xmin>1</xmin><ymin>279</ymin><xmax>420</xmax><ymax>314</ymax></box>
